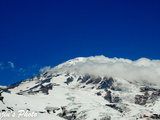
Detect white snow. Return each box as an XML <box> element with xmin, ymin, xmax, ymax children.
<box><xmin>1</xmin><ymin>56</ymin><xmax>160</xmax><ymax>120</ymax></box>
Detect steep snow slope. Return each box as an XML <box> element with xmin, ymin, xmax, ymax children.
<box><xmin>0</xmin><ymin>56</ymin><xmax>160</xmax><ymax>120</ymax></box>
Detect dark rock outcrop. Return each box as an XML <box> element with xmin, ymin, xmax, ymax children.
<box><xmin>98</xmin><ymin>77</ymin><xmax>114</xmax><ymax>89</ymax></box>
<box><xmin>65</xmin><ymin>77</ymin><xmax>74</xmax><ymax>85</ymax></box>
<box><xmin>106</xmin><ymin>104</ymin><xmax>123</xmax><ymax>113</ymax></box>
<box><xmin>135</xmin><ymin>95</ymin><xmax>148</xmax><ymax>105</ymax></box>
<box><xmin>86</xmin><ymin>77</ymin><xmax>102</xmax><ymax>85</ymax></box>
<box><xmin>81</xmin><ymin>75</ymin><xmax>91</xmax><ymax>83</ymax></box>
<box><xmin>104</xmin><ymin>91</ymin><xmax>112</xmax><ymax>103</ymax></box>
<box><xmin>92</xmin><ymin>77</ymin><xmax>102</xmax><ymax>84</ymax></box>
<box><xmin>45</xmin><ymin>106</ymin><xmax>60</xmax><ymax>114</ymax></box>
<box><xmin>135</xmin><ymin>87</ymin><xmax>160</xmax><ymax>105</ymax></box>
<box><xmin>7</xmin><ymin>107</ymin><xmax>14</xmax><ymax>111</ymax></box>
<box><xmin>0</xmin><ymin>92</ymin><xmax>4</xmax><ymax>104</ymax></box>
<box><xmin>58</xmin><ymin>107</ymin><xmax>77</xmax><ymax>120</ymax></box>
<box><xmin>139</xmin><ymin>114</ymin><xmax>160</xmax><ymax>119</ymax></box>
<box><xmin>96</xmin><ymin>92</ymin><xmax>102</xmax><ymax>96</ymax></box>
<box><xmin>140</xmin><ymin>87</ymin><xmax>157</xmax><ymax>92</ymax></box>
<box><xmin>113</xmin><ymin>97</ymin><xmax>121</xmax><ymax>103</ymax></box>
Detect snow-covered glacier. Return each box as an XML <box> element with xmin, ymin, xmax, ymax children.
<box><xmin>0</xmin><ymin>56</ymin><xmax>160</xmax><ymax>120</ymax></box>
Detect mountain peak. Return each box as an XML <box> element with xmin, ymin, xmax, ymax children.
<box><xmin>1</xmin><ymin>56</ymin><xmax>160</xmax><ymax>120</ymax></box>
<box><xmin>40</xmin><ymin>56</ymin><xmax>160</xmax><ymax>87</ymax></box>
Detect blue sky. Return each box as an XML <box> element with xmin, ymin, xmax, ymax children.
<box><xmin>0</xmin><ymin>0</ymin><xmax>160</xmax><ymax>85</ymax></box>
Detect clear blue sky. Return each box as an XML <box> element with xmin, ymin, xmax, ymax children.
<box><xmin>0</xmin><ymin>0</ymin><xmax>160</xmax><ymax>85</ymax></box>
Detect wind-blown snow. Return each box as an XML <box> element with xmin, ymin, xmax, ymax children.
<box><xmin>41</xmin><ymin>55</ymin><xmax>160</xmax><ymax>86</ymax></box>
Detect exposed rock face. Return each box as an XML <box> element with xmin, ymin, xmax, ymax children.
<box><xmin>113</xmin><ymin>97</ymin><xmax>121</xmax><ymax>103</ymax></box>
<box><xmin>0</xmin><ymin>97</ymin><xmax>4</xmax><ymax>103</ymax></box>
<box><xmin>150</xmin><ymin>114</ymin><xmax>160</xmax><ymax>119</ymax></box>
<box><xmin>139</xmin><ymin>114</ymin><xmax>160</xmax><ymax>119</ymax></box>
<box><xmin>135</xmin><ymin>95</ymin><xmax>148</xmax><ymax>105</ymax></box>
<box><xmin>45</xmin><ymin>106</ymin><xmax>60</xmax><ymax>114</ymax></box>
<box><xmin>135</xmin><ymin>87</ymin><xmax>160</xmax><ymax>105</ymax></box>
<box><xmin>104</xmin><ymin>91</ymin><xmax>112</xmax><ymax>103</ymax></box>
<box><xmin>96</xmin><ymin>92</ymin><xmax>102</xmax><ymax>96</ymax></box>
<box><xmin>86</xmin><ymin>79</ymin><xmax>93</xmax><ymax>85</ymax></box>
<box><xmin>80</xmin><ymin>75</ymin><xmax>91</xmax><ymax>83</ymax></box>
<box><xmin>0</xmin><ymin>92</ymin><xmax>4</xmax><ymax>104</ymax></box>
<box><xmin>6</xmin><ymin>107</ymin><xmax>14</xmax><ymax>111</ymax></box>
<box><xmin>16</xmin><ymin>83</ymin><xmax>53</xmax><ymax>95</ymax></box>
<box><xmin>86</xmin><ymin>77</ymin><xmax>102</xmax><ymax>84</ymax></box>
<box><xmin>140</xmin><ymin>87</ymin><xmax>157</xmax><ymax>92</ymax></box>
<box><xmin>92</xmin><ymin>77</ymin><xmax>102</xmax><ymax>84</ymax></box>
<box><xmin>58</xmin><ymin>107</ymin><xmax>77</xmax><ymax>120</ymax></box>
<box><xmin>105</xmin><ymin>104</ymin><xmax>123</xmax><ymax>113</ymax></box>
<box><xmin>78</xmin><ymin>75</ymin><xmax>102</xmax><ymax>85</ymax></box>
<box><xmin>40</xmin><ymin>84</ymin><xmax>53</xmax><ymax>94</ymax></box>
<box><xmin>98</xmin><ymin>77</ymin><xmax>114</xmax><ymax>89</ymax></box>
<box><xmin>65</xmin><ymin>77</ymin><xmax>74</xmax><ymax>85</ymax></box>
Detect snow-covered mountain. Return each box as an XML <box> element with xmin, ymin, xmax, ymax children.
<box><xmin>0</xmin><ymin>56</ymin><xmax>160</xmax><ymax>120</ymax></box>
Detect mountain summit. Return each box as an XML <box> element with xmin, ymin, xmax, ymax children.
<box><xmin>0</xmin><ymin>56</ymin><xmax>160</xmax><ymax>120</ymax></box>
